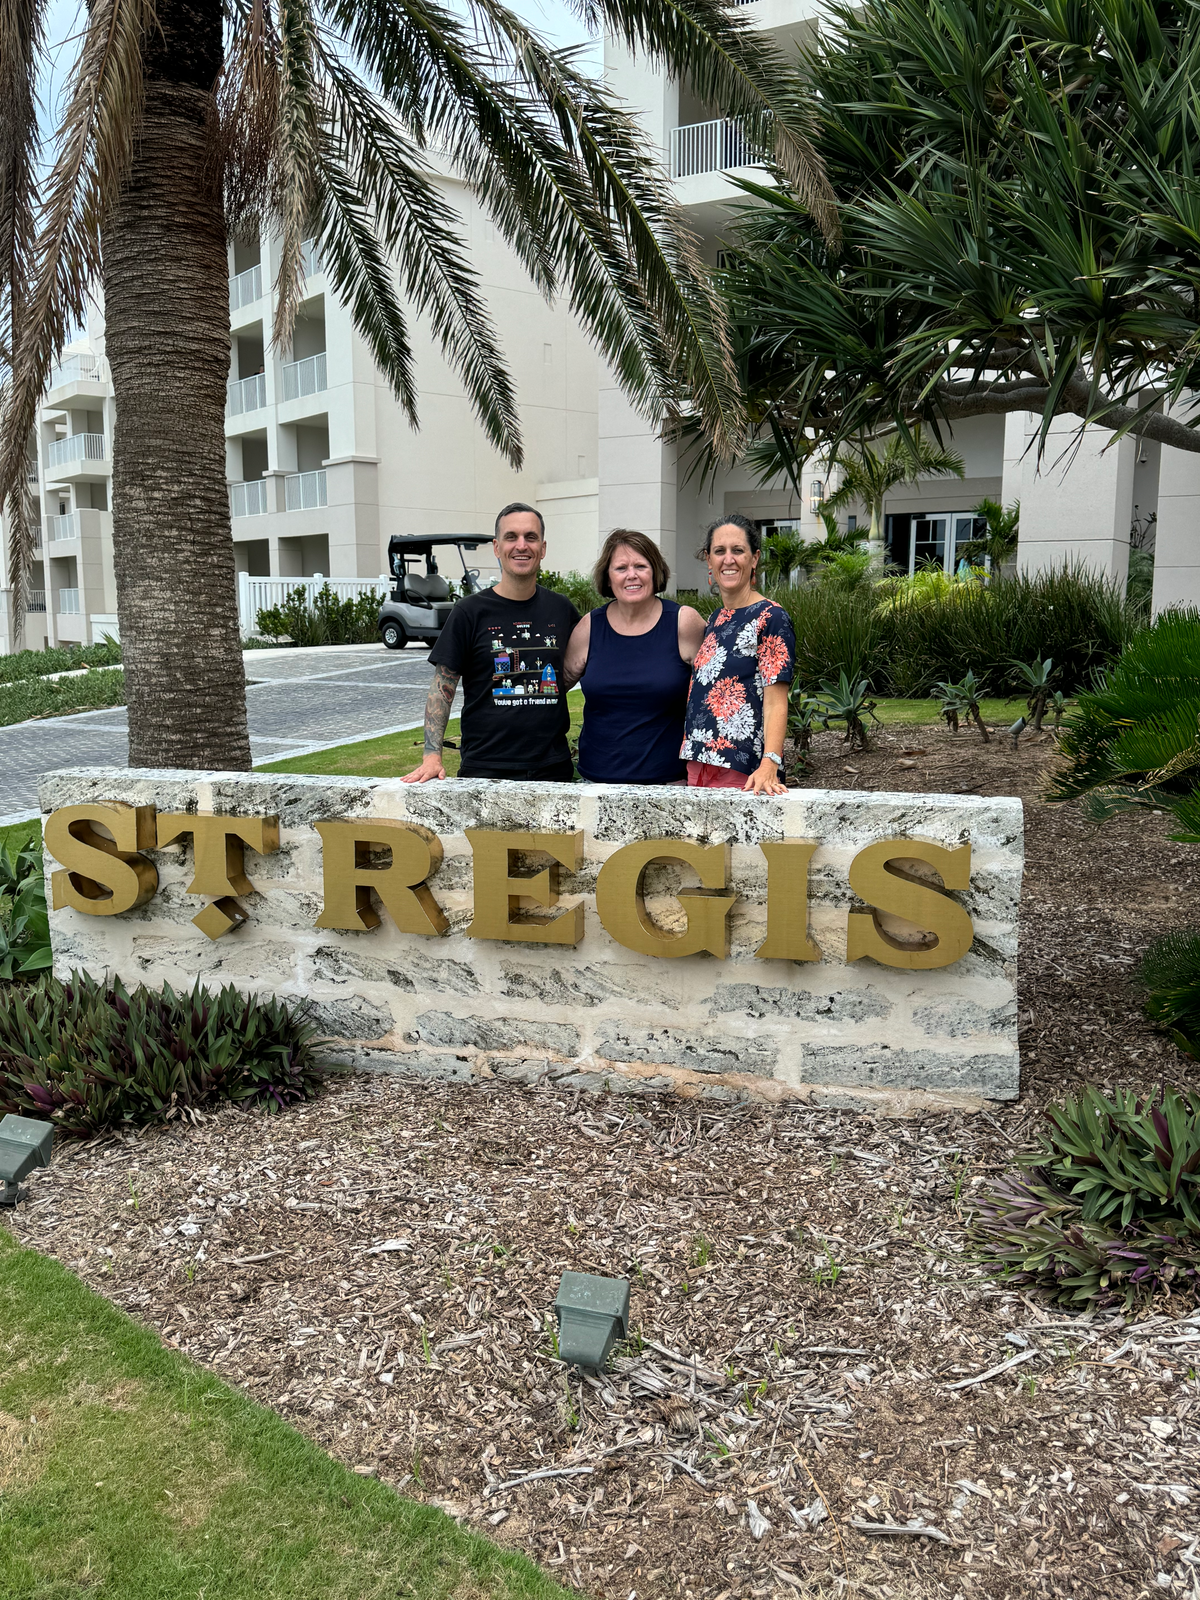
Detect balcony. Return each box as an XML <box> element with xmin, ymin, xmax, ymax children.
<box><xmin>46</xmin><ymin>513</ymin><xmax>77</xmax><ymax>542</ymax></box>
<box><xmin>27</xmin><ymin>590</ymin><xmax>46</xmax><ymax>613</ymax></box>
<box><xmin>230</xmin><ymin>479</ymin><xmax>269</xmax><ymax>518</ymax></box>
<box><xmin>47</xmin><ymin>432</ymin><xmax>106</xmax><ymax>469</ymax></box>
<box><xmin>227</xmin><ymin>371</ymin><xmax>268</xmax><ymax>417</ymax></box>
<box><xmin>281</xmin><ymin>351</ymin><xmax>327</xmax><ymax>403</ymax></box>
<box><xmin>230</xmin><ymin>262</ymin><xmax>263</xmax><ymax>311</ymax></box>
<box><xmin>25</xmin><ymin>460</ymin><xmax>38</xmax><ymax>484</ymax></box>
<box><xmin>58</xmin><ymin>588</ymin><xmax>81</xmax><ymax>615</ymax></box>
<box><xmin>670</xmin><ymin>118</ymin><xmax>752</xmax><ymax>179</ymax></box>
<box><xmin>49</xmin><ymin>352</ymin><xmax>106</xmax><ymax>390</ymax></box>
<box><xmin>285</xmin><ymin>469</ymin><xmax>327</xmax><ymax>511</ymax></box>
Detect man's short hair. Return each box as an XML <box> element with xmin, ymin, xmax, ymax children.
<box><xmin>593</xmin><ymin>529</ymin><xmax>671</xmax><ymax>599</ymax></box>
<box><xmin>494</xmin><ymin>501</ymin><xmax>545</xmax><ymax>538</ymax></box>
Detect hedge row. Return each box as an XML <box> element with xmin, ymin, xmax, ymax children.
<box><xmin>544</xmin><ymin>566</ymin><xmax>1134</xmax><ymax>696</ymax></box>
<box><xmin>0</xmin><ymin>666</ymin><xmax>127</xmax><ymax>728</ymax></box>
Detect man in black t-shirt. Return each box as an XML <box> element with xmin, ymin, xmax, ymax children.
<box><xmin>402</xmin><ymin>503</ymin><xmax>581</xmax><ymax>783</ymax></box>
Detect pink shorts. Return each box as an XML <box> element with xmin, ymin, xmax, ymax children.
<box><xmin>687</xmin><ymin>761</ymin><xmax>749</xmax><ymax>790</ymax></box>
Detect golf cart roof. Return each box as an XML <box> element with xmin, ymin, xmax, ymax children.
<box><xmin>388</xmin><ymin>534</ymin><xmax>485</xmax><ymax>553</ymax></box>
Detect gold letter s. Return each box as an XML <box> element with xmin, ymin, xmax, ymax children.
<box><xmin>44</xmin><ymin>803</ymin><xmax>159</xmax><ymax>916</ymax></box>
<box><xmin>845</xmin><ymin>838</ymin><xmax>973</xmax><ymax>970</ymax></box>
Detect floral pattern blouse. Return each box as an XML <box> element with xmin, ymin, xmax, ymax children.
<box><xmin>681</xmin><ymin>599</ymin><xmax>796</xmax><ymax>773</ymax></box>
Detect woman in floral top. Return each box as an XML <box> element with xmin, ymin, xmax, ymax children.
<box><xmin>681</xmin><ymin>514</ymin><xmax>796</xmax><ymax>795</ymax></box>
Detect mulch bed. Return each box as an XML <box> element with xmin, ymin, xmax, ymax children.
<box><xmin>7</xmin><ymin>720</ymin><xmax>1200</xmax><ymax>1600</ymax></box>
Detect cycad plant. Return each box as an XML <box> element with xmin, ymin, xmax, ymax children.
<box><xmin>0</xmin><ymin>0</ymin><xmax>834</xmax><ymax>769</ymax></box>
<box><xmin>1050</xmin><ymin>609</ymin><xmax>1200</xmax><ymax>1057</ymax></box>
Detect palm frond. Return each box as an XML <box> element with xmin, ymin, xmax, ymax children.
<box><xmin>271</xmin><ymin>0</ymin><xmax>322</xmax><ymax>348</ymax></box>
<box><xmin>0</xmin><ymin>0</ymin><xmax>44</xmax><ymax>365</ymax></box>
<box><xmin>316</xmin><ymin>56</ymin><xmax>520</xmax><ymax>458</ymax></box>
<box><xmin>318</xmin><ymin>0</ymin><xmax>745</xmax><ymax>455</ymax></box>
<box><xmin>0</xmin><ymin>0</ymin><xmax>151</xmax><ymax>615</ymax></box>
<box><xmin>576</xmin><ymin>0</ymin><xmax>838</xmax><ymax>244</ymax></box>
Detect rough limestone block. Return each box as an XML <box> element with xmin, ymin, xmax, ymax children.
<box><xmin>39</xmin><ymin>768</ymin><xmax>1025</xmax><ymax>1110</ymax></box>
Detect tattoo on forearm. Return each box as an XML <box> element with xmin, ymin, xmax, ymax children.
<box><xmin>423</xmin><ymin>666</ymin><xmax>459</xmax><ymax>755</ymax></box>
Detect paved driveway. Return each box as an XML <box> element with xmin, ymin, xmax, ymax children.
<box><xmin>0</xmin><ymin>644</ymin><xmax>461</xmax><ymax>819</ymax></box>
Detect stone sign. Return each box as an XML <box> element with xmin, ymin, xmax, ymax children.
<box><xmin>39</xmin><ymin>768</ymin><xmax>1024</xmax><ymax>1111</ymax></box>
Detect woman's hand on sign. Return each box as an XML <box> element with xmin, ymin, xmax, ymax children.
<box><xmin>402</xmin><ymin>754</ymin><xmax>446</xmax><ymax>784</ymax></box>
<box><xmin>743</xmin><ymin>760</ymin><xmax>787</xmax><ymax>797</ymax></box>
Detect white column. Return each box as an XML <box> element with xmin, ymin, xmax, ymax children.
<box><xmin>1152</xmin><ymin>398</ymin><xmax>1200</xmax><ymax>614</ymax></box>
<box><xmin>1014</xmin><ymin>414</ymin><xmax>1134</xmax><ymax>589</ymax></box>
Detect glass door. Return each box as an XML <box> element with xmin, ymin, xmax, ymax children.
<box><xmin>911</xmin><ymin>516</ymin><xmax>948</xmax><ymax>572</ymax></box>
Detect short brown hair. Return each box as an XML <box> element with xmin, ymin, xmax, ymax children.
<box><xmin>593</xmin><ymin>529</ymin><xmax>670</xmax><ymax>599</ymax></box>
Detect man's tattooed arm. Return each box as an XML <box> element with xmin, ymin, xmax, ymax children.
<box><xmin>424</xmin><ymin>666</ymin><xmax>460</xmax><ymax>755</ymax></box>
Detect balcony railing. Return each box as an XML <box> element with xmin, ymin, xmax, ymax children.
<box><xmin>27</xmin><ymin>590</ymin><xmax>46</xmax><ymax>613</ymax></box>
<box><xmin>25</xmin><ymin>461</ymin><xmax>38</xmax><ymax>484</ymax></box>
<box><xmin>47</xmin><ymin>432</ymin><xmax>106</xmax><ymax>468</ymax></box>
<box><xmin>230</xmin><ymin>262</ymin><xmax>263</xmax><ymax>310</ymax></box>
<box><xmin>230</xmin><ymin>478</ymin><xmax>269</xmax><ymax>518</ymax></box>
<box><xmin>670</xmin><ymin>118</ymin><xmax>752</xmax><ymax>179</ymax></box>
<box><xmin>58</xmin><ymin>588</ymin><xmax>81</xmax><ymax>615</ymax></box>
<box><xmin>281</xmin><ymin>351</ymin><xmax>327</xmax><ymax>402</ymax></box>
<box><xmin>48</xmin><ymin>352</ymin><xmax>106</xmax><ymax>389</ymax></box>
<box><xmin>285</xmin><ymin>468</ymin><xmax>327</xmax><ymax>511</ymax></box>
<box><xmin>46</xmin><ymin>513</ymin><xmax>77</xmax><ymax>542</ymax></box>
<box><xmin>227</xmin><ymin>371</ymin><xmax>267</xmax><ymax>416</ymax></box>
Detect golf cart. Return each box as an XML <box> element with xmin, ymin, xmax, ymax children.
<box><xmin>378</xmin><ymin>534</ymin><xmax>497</xmax><ymax>650</ymax></box>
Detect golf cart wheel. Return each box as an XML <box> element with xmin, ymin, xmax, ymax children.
<box><xmin>381</xmin><ymin>620</ymin><xmax>408</xmax><ymax>650</ymax></box>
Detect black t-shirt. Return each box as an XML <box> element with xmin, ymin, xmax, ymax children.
<box><xmin>428</xmin><ymin>585</ymin><xmax>580</xmax><ymax>772</ymax></box>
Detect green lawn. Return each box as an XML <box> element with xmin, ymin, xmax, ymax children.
<box><xmin>0</xmin><ymin>819</ymin><xmax>41</xmax><ymax>856</ymax></box>
<box><xmin>0</xmin><ymin>1229</ymin><xmax>569</xmax><ymax>1600</ymax></box>
<box><xmin>256</xmin><ymin>691</ymin><xmax>1030</xmax><ymax>778</ymax></box>
<box><xmin>258</xmin><ymin>691</ymin><xmax>589</xmax><ymax>778</ymax></box>
<box><xmin>870</xmin><ymin>696</ymin><xmax>1027</xmax><ymax>727</ymax></box>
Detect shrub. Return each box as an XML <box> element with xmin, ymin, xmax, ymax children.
<box><xmin>539</xmin><ymin>569</ymin><xmax>603</xmax><ymax>615</ymax></box>
<box><xmin>0</xmin><ymin>640</ymin><xmax>121</xmax><ymax>686</ymax></box>
<box><xmin>972</xmin><ymin>1085</ymin><xmax>1200</xmax><ymax>1308</ymax></box>
<box><xmin>0</xmin><ymin>973</ymin><xmax>321</xmax><ymax>1136</ymax></box>
<box><xmin>0</xmin><ymin>838</ymin><xmax>51</xmax><ymax>981</ymax></box>
<box><xmin>0</xmin><ymin>666</ymin><xmax>127</xmax><ymax>729</ymax></box>
<box><xmin>1140</xmin><ymin>931</ymin><xmax>1200</xmax><ymax>1061</ymax></box>
<box><xmin>768</xmin><ymin>582</ymin><xmax>896</xmax><ymax>691</ymax></box>
<box><xmin>256</xmin><ymin>584</ymin><xmax>383</xmax><ymax>646</ymax></box>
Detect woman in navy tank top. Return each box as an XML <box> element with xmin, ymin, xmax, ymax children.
<box><xmin>563</xmin><ymin>530</ymin><xmax>706</xmax><ymax>783</ymax></box>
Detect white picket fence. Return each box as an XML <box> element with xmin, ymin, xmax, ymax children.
<box><xmin>238</xmin><ymin>572</ymin><xmax>389</xmax><ymax>633</ymax></box>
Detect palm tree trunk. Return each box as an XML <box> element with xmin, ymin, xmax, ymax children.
<box><xmin>101</xmin><ymin>2</ymin><xmax>251</xmax><ymax>770</ymax></box>
<box><xmin>867</xmin><ymin>496</ymin><xmax>886</xmax><ymax>568</ymax></box>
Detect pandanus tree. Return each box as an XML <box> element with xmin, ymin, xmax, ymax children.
<box><xmin>716</xmin><ymin>0</ymin><xmax>1200</xmax><ymax>490</ymax></box>
<box><xmin>0</xmin><ymin>0</ymin><xmax>835</xmax><ymax>769</ymax></box>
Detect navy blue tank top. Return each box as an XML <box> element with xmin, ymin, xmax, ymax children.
<box><xmin>577</xmin><ymin>600</ymin><xmax>691</xmax><ymax>783</ymax></box>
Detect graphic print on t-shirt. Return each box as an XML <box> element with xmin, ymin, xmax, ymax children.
<box><xmin>489</xmin><ymin>622</ymin><xmax>562</xmax><ymax>704</ymax></box>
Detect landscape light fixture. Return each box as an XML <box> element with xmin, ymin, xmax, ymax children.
<box><xmin>0</xmin><ymin>1114</ymin><xmax>54</xmax><ymax>1207</ymax></box>
<box><xmin>553</xmin><ymin>1271</ymin><xmax>630</xmax><ymax>1372</ymax></box>
<box><xmin>1008</xmin><ymin>715</ymin><xmax>1027</xmax><ymax>749</ymax></box>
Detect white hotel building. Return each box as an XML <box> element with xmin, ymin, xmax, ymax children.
<box><xmin>4</xmin><ymin>0</ymin><xmax>1199</xmax><ymax>650</ymax></box>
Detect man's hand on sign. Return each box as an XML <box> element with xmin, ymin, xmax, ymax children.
<box><xmin>401</xmin><ymin>754</ymin><xmax>446</xmax><ymax>784</ymax></box>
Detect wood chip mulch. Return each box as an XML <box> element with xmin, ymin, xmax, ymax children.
<box><xmin>7</xmin><ymin>720</ymin><xmax>1200</xmax><ymax>1600</ymax></box>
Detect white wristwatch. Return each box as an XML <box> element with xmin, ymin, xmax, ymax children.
<box><xmin>765</xmin><ymin>751</ymin><xmax>783</xmax><ymax>767</ymax></box>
